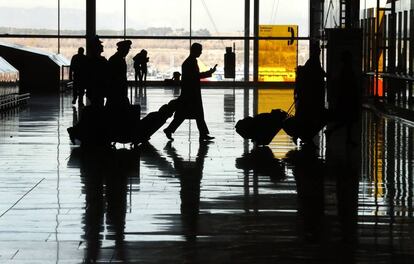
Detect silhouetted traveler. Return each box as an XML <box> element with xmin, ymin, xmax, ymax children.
<box><xmin>163</xmin><ymin>43</ymin><xmax>217</xmax><ymax>142</ymax></box>
<box><xmin>85</xmin><ymin>36</ymin><xmax>108</xmax><ymax>107</ymax></box>
<box><xmin>296</xmin><ymin>44</ymin><xmax>327</xmax><ymax>144</ymax></box>
<box><xmin>70</xmin><ymin>47</ymin><xmax>87</xmax><ymax>105</ymax></box>
<box><xmin>67</xmin><ymin>36</ymin><xmax>109</xmax><ymax>146</ymax></box>
<box><xmin>133</xmin><ymin>49</ymin><xmax>149</xmax><ymax>90</ymax></box>
<box><xmin>107</xmin><ymin>40</ymin><xmax>132</xmax><ymax>107</ymax></box>
<box><xmin>325</xmin><ymin>51</ymin><xmax>360</xmax><ymax>144</ymax></box>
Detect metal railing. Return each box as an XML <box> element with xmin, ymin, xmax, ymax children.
<box><xmin>0</xmin><ymin>93</ymin><xmax>30</xmax><ymax>111</ymax></box>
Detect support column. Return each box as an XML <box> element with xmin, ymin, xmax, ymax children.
<box><xmin>86</xmin><ymin>0</ymin><xmax>96</xmax><ymax>56</ymax></box>
<box><xmin>388</xmin><ymin>0</ymin><xmax>396</xmax><ymax>73</ymax></box>
<box><xmin>348</xmin><ymin>0</ymin><xmax>360</xmax><ymax>28</ymax></box>
<box><xmin>253</xmin><ymin>0</ymin><xmax>259</xmax><ymax>83</ymax></box>
<box><xmin>253</xmin><ymin>0</ymin><xmax>259</xmax><ymax>115</ymax></box>
<box><xmin>244</xmin><ymin>0</ymin><xmax>250</xmax><ymax>82</ymax></box>
<box><xmin>309</xmin><ymin>0</ymin><xmax>324</xmax><ymax>52</ymax></box>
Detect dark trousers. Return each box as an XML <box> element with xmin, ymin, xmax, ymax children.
<box><xmin>165</xmin><ymin>115</ymin><xmax>209</xmax><ymax>136</ymax></box>
<box><xmin>72</xmin><ymin>81</ymin><xmax>85</xmax><ymax>101</ymax></box>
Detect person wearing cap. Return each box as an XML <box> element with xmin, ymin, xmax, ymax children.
<box><xmin>107</xmin><ymin>40</ymin><xmax>132</xmax><ymax>107</ymax></box>
<box><xmin>163</xmin><ymin>42</ymin><xmax>217</xmax><ymax>142</ymax></box>
<box><xmin>85</xmin><ymin>36</ymin><xmax>108</xmax><ymax>107</ymax></box>
<box><xmin>67</xmin><ymin>36</ymin><xmax>108</xmax><ymax>145</ymax></box>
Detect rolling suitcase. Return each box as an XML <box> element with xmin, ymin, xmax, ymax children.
<box><xmin>138</xmin><ymin>99</ymin><xmax>178</xmax><ymax>142</ymax></box>
<box><xmin>235</xmin><ymin>108</ymin><xmax>288</xmax><ymax>145</ymax></box>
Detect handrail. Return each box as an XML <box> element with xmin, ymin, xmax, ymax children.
<box><xmin>365</xmin><ymin>71</ymin><xmax>414</xmax><ymax>81</ymax></box>
<box><xmin>0</xmin><ymin>93</ymin><xmax>30</xmax><ymax>110</ymax></box>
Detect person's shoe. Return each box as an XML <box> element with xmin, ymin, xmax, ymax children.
<box><xmin>67</xmin><ymin>127</ymin><xmax>76</xmax><ymax>144</ymax></box>
<box><xmin>163</xmin><ymin>129</ymin><xmax>173</xmax><ymax>141</ymax></box>
<box><xmin>199</xmin><ymin>135</ymin><xmax>215</xmax><ymax>141</ymax></box>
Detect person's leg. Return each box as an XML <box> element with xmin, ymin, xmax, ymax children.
<box><xmin>196</xmin><ymin>117</ymin><xmax>214</xmax><ymax>140</ymax></box>
<box><xmin>134</xmin><ymin>70</ymin><xmax>139</xmax><ymax>90</ymax></box>
<box><xmin>196</xmin><ymin>117</ymin><xmax>209</xmax><ymax>136</ymax></box>
<box><xmin>78</xmin><ymin>85</ymin><xmax>85</xmax><ymax>106</ymax></box>
<box><xmin>164</xmin><ymin>115</ymin><xmax>185</xmax><ymax>140</ymax></box>
<box><xmin>72</xmin><ymin>82</ymin><xmax>78</xmax><ymax>104</ymax></box>
<box><xmin>143</xmin><ymin>71</ymin><xmax>147</xmax><ymax>87</ymax></box>
<box><xmin>138</xmin><ymin>71</ymin><xmax>143</xmax><ymax>88</ymax></box>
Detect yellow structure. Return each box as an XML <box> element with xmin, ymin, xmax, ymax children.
<box><xmin>259</xmin><ymin>25</ymin><xmax>298</xmax><ymax>82</ymax></box>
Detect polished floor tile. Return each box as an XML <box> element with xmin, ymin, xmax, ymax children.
<box><xmin>0</xmin><ymin>87</ymin><xmax>413</xmax><ymax>263</ymax></box>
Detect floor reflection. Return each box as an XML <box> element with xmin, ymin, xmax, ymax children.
<box><xmin>285</xmin><ymin>146</ymin><xmax>325</xmax><ymax>242</ymax></box>
<box><xmin>1</xmin><ymin>88</ymin><xmax>414</xmax><ymax>263</ymax></box>
<box><xmin>69</xmin><ymin>147</ymin><xmax>139</xmax><ymax>262</ymax></box>
<box><xmin>164</xmin><ymin>141</ymin><xmax>209</xmax><ymax>242</ymax></box>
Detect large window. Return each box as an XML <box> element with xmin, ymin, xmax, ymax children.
<box><xmin>0</xmin><ymin>0</ymin><xmax>312</xmax><ymax>82</ymax></box>
<box><xmin>126</xmin><ymin>0</ymin><xmax>190</xmax><ymax>36</ymax></box>
<box><xmin>259</xmin><ymin>0</ymin><xmax>309</xmax><ymax>37</ymax></box>
<box><xmin>0</xmin><ymin>0</ymin><xmax>58</xmax><ymax>34</ymax></box>
<box><xmin>192</xmin><ymin>0</ymin><xmax>244</xmax><ymax>37</ymax></box>
<box><xmin>97</xmin><ymin>0</ymin><xmax>124</xmax><ymax>35</ymax></box>
<box><xmin>60</xmin><ymin>0</ymin><xmax>86</xmax><ymax>35</ymax></box>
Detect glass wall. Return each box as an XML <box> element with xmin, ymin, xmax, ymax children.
<box><xmin>360</xmin><ymin>0</ymin><xmax>413</xmax><ymax>105</ymax></box>
<box><xmin>97</xmin><ymin>0</ymin><xmax>124</xmax><ymax>35</ymax></box>
<box><xmin>1</xmin><ymin>38</ymin><xmax>61</xmax><ymax>54</ymax></box>
<box><xmin>60</xmin><ymin>0</ymin><xmax>86</xmax><ymax>35</ymax></box>
<box><xmin>259</xmin><ymin>0</ymin><xmax>309</xmax><ymax>37</ymax></box>
<box><xmin>0</xmin><ymin>0</ymin><xmax>312</xmax><ymax>82</ymax></box>
<box><xmin>192</xmin><ymin>0</ymin><xmax>244</xmax><ymax>36</ymax></box>
<box><xmin>126</xmin><ymin>0</ymin><xmax>190</xmax><ymax>36</ymax></box>
<box><xmin>0</xmin><ymin>0</ymin><xmax>58</xmax><ymax>34</ymax></box>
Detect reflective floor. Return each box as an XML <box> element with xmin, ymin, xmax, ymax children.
<box><xmin>0</xmin><ymin>87</ymin><xmax>413</xmax><ymax>264</ymax></box>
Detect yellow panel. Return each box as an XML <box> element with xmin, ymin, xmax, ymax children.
<box><xmin>257</xmin><ymin>89</ymin><xmax>294</xmax><ymax>114</ymax></box>
<box><xmin>257</xmin><ymin>89</ymin><xmax>297</xmax><ymax>155</ymax></box>
<box><xmin>259</xmin><ymin>25</ymin><xmax>298</xmax><ymax>82</ymax></box>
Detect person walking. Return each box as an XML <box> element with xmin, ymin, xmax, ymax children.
<box><xmin>163</xmin><ymin>43</ymin><xmax>217</xmax><ymax>142</ymax></box>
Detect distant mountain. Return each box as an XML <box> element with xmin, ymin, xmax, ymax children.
<box><xmin>0</xmin><ymin>6</ymin><xmax>124</xmax><ymax>30</ymax></box>
<box><xmin>0</xmin><ymin>7</ymin><xmax>82</xmax><ymax>30</ymax></box>
<box><xmin>0</xmin><ymin>6</ymin><xmax>210</xmax><ymax>36</ymax></box>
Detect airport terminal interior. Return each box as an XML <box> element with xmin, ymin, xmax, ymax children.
<box><xmin>0</xmin><ymin>1</ymin><xmax>414</xmax><ymax>263</ymax></box>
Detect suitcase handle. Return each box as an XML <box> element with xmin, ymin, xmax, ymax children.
<box><xmin>286</xmin><ymin>102</ymin><xmax>295</xmax><ymax>116</ymax></box>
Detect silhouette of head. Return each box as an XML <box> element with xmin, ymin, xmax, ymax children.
<box><xmin>78</xmin><ymin>47</ymin><xmax>84</xmax><ymax>55</ymax></box>
<box><xmin>190</xmin><ymin>43</ymin><xmax>203</xmax><ymax>58</ymax></box>
<box><xmin>117</xmin><ymin>40</ymin><xmax>132</xmax><ymax>57</ymax></box>
<box><xmin>90</xmin><ymin>36</ymin><xmax>103</xmax><ymax>56</ymax></box>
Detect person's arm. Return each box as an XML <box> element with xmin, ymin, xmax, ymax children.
<box><xmin>199</xmin><ymin>64</ymin><xmax>217</xmax><ymax>79</ymax></box>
